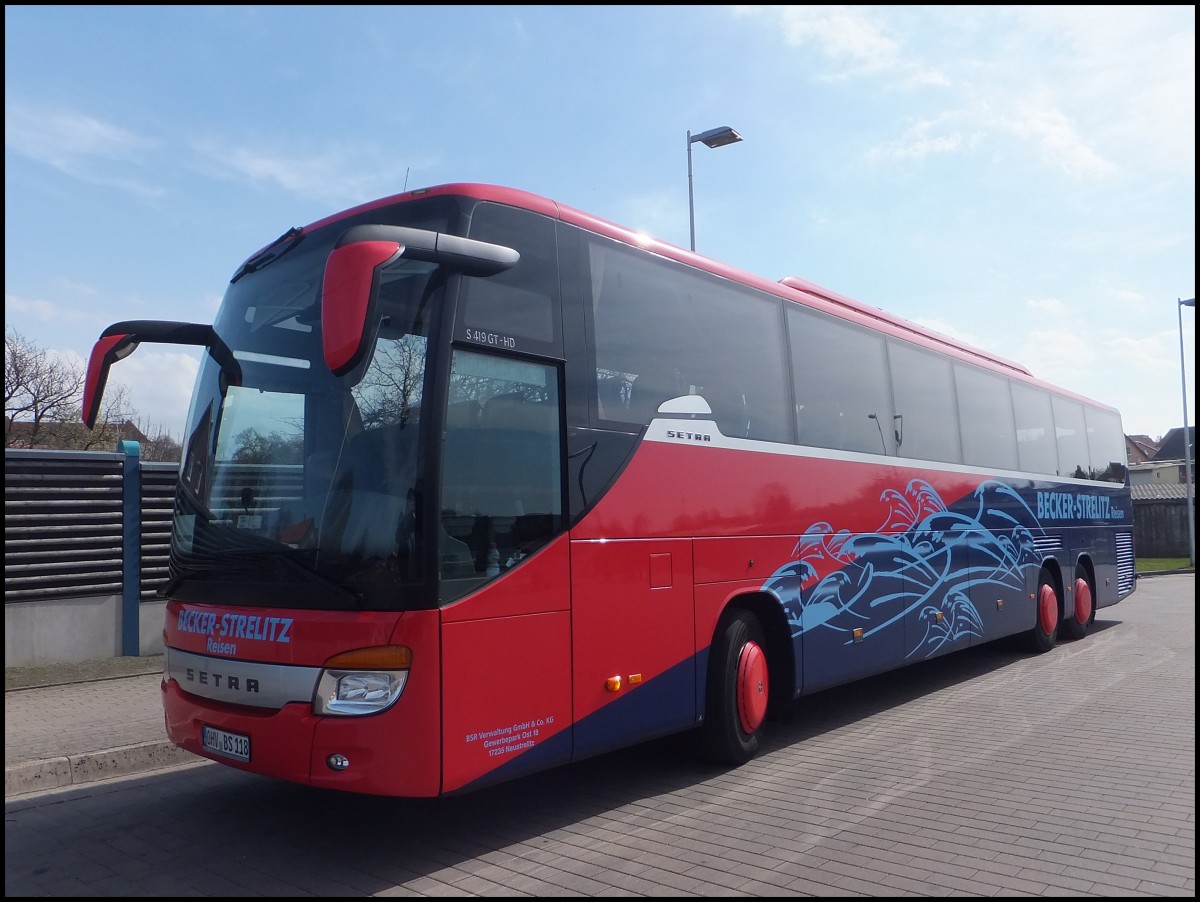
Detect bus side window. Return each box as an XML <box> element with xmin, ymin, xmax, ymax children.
<box><xmin>1012</xmin><ymin>381</ymin><xmax>1057</xmax><ymax>475</ymax></box>
<box><xmin>442</xmin><ymin>402</ymin><xmax>481</xmax><ymax>527</ymax></box>
<box><xmin>479</xmin><ymin>393</ymin><xmax>559</xmax><ymax>517</ymax></box>
<box><xmin>709</xmin><ymin>386</ymin><xmax>752</xmax><ymax>438</ymax></box>
<box><xmin>446</xmin><ymin>399</ymin><xmax>481</xmax><ymax>429</ymax></box>
<box><xmin>481</xmin><ymin>392</ymin><xmax>552</xmax><ymax>427</ymax></box>
<box><xmin>788</xmin><ymin>304</ymin><xmax>894</xmax><ymax>456</ymax></box>
<box><xmin>440</xmin><ymin>349</ymin><xmax>564</xmax><ymax>601</ymax></box>
<box><xmin>624</xmin><ymin>373</ymin><xmax>667</xmax><ymax>425</ymax></box>
<box><xmin>798</xmin><ymin>399</ymin><xmax>846</xmax><ymax>451</ymax></box>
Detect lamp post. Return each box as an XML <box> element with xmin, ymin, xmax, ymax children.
<box><xmin>1179</xmin><ymin>297</ymin><xmax>1196</xmax><ymax>568</ymax></box>
<box><xmin>687</xmin><ymin>126</ymin><xmax>742</xmax><ymax>252</ymax></box>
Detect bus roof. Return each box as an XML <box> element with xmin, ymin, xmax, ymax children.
<box><xmin>299</xmin><ymin>182</ymin><xmax>1115</xmax><ymax>412</ymax></box>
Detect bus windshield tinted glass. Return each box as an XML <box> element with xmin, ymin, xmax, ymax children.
<box><xmin>171</xmin><ymin>217</ymin><xmax>447</xmax><ymax>611</ymax></box>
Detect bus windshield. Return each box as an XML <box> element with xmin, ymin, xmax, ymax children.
<box><xmin>171</xmin><ymin>225</ymin><xmax>443</xmax><ymax>611</ymax></box>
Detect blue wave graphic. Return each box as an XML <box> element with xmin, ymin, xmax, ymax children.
<box><xmin>762</xmin><ymin>479</ymin><xmax>1044</xmax><ymax>660</ymax></box>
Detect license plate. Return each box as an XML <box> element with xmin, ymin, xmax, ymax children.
<box><xmin>202</xmin><ymin>724</ymin><xmax>251</xmax><ymax>762</ymax></box>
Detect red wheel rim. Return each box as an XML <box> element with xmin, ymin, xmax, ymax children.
<box><xmin>1038</xmin><ymin>583</ymin><xmax>1059</xmax><ymax>635</ymax></box>
<box><xmin>1074</xmin><ymin>577</ymin><xmax>1093</xmax><ymax>626</ymax></box>
<box><xmin>736</xmin><ymin>642</ymin><xmax>768</xmax><ymax>735</ymax></box>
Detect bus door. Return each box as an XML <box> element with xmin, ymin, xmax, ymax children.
<box><xmin>437</xmin><ymin>350</ymin><xmax>573</xmax><ymax>793</ymax></box>
<box><xmin>570</xmin><ymin>536</ymin><xmax>696</xmax><ymax>760</ymax></box>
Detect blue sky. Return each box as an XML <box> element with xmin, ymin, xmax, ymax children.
<box><xmin>5</xmin><ymin>5</ymin><xmax>1195</xmax><ymax>442</ymax></box>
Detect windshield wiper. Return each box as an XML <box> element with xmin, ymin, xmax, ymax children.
<box><xmin>226</xmin><ymin>549</ymin><xmax>365</xmax><ymax>609</ymax></box>
<box><xmin>230</xmin><ymin>226</ymin><xmax>305</xmax><ymax>283</ymax></box>
<box><xmin>161</xmin><ymin>565</ymin><xmax>206</xmax><ymax>598</ymax></box>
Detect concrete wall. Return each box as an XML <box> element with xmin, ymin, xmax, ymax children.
<box><xmin>4</xmin><ymin>596</ymin><xmax>166</xmax><ymax>667</ymax></box>
<box><xmin>5</xmin><ymin>447</ymin><xmax>175</xmax><ymax>668</ymax></box>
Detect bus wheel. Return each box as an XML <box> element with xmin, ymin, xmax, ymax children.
<box><xmin>1059</xmin><ymin>568</ymin><xmax>1094</xmax><ymax>642</ymax></box>
<box><xmin>1025</xmin><ymin>569</ymin><xmax>1060</xmax><ymax>654</ymax></box>
<box><xmin>700</xmin><ymin>611</ymin><xmax>769</xmax><ymax>765</ymax></box>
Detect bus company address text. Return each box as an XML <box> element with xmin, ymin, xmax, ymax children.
<box><xmin>465</xmin><ymin>715</ymin><xmax>555</xmax><ymax>758</ymax></box>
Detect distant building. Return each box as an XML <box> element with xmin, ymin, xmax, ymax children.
<box><xmin>1128</xmin><ymin>426</ymin><xmax>1196</xmax><ymax>486</ymax></box>
<box><xmin>1124</xmin><ymin>434</ymin><xmax>1160</xmax><ymax>464</ymax></box>
<box><xmin>1128</xmin><ymin>460</ymin><xmax>1191</xmax><ymax>486</ymax></box>
<box><xmin>1152</xmin><ymin>426</ymin><xmax>1195</xmax><ymax>463</ymax></box>
<box><xmin>1128</xmin><ymin>426</ymin><xmax>1194</xmax><ymax>558</ymax></box>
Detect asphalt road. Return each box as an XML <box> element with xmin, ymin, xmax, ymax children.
<box><xmin>4</xmin><ymin>573</ymin><xmax>1194</xmax><ymax>897</ymax></box>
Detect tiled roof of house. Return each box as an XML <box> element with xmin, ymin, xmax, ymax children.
<box><xmin>1131</xmin><ymin>482</ymin><xmax>1193</xmax><ymax>501</ymax></box>
<box><xmin>1153</xmin><ymin>426</ymin><xmax>1195</xmax><ymax>462</ymax></box>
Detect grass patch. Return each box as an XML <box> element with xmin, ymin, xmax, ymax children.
<box><xmin>1136</xmin><ymin>557</ymin><xmax>1192</xmax><ymax>573</ymax></box>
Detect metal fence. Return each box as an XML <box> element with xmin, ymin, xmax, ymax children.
<box><xmin>4</xmin><ymin>447</ymin><xmax>178</xmax><ymax>605</ymax></box>
<box><xmin>1132</xmin><ymin>498</ymin><xmax>1193</xmax><ymax>558</ymax></box>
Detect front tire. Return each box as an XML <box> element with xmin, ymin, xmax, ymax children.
<box><xmin>700</xmin><ymin>611</ymin><xmax>770</xmax><ymax>765</ymax></box>
<box><xmin>1025</xmin><ymin>567</ymin><xmax>1060</xmax><ymax>654</ymax></box>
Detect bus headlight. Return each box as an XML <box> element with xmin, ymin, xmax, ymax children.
<box><xmin>313</xmin><ymin>646</ymin><xmax>411</xmax><ymax>716</ymax></box>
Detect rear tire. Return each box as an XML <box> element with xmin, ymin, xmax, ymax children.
<box><xmin>700</xmin><ymin>611</ymin><xmax>770</xmax><ymax>765</ymax></box>
<box><xmin>1025</xmin><ymin>567</ymin><xmax>1060</xmax><ymax>654</ymax></box>
<box><xmin>1059</xmin><ymin>567</ymin><xmax>1094</xmax><ymax>642</ymax></box>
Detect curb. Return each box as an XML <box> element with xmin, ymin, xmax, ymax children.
<box><xmin>4</xmin><ymin>740</ymin><xmax>200</xmax><ymax>799</ymax></box>
<box><xmin>1136</xmin><ymin>568</ymin><xmax>1195</xmax><ymax>578</ymax></box>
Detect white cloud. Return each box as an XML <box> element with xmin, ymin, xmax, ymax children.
<box><xmin>1025</xmin><ymin>297</ymin><xmax>1069</xmax><ymax>318</ymax></box>
<box><xmin>911</xmin><ymin>316</ymin><xmax>981</xmax><ymax>348</ymax></box>
<box><xmin>1104</xmin><ymin>331</ymin><xmax>1179</xmax><ymax>376</ymax></box>
<box><xmin>191</xmin><ymin>139</ymin><xmax>432</xmax><ymax>209</ymax></box>
<box><xmin>5</xmin><ymin>104</ymin><xmax>148</xmax><ymax>163</ymax></box>
<box><xmin>1001</xmin><ymin>6</ymin><xmax>1196</xmax><ymax>175</ymax></box>
<box><xmin>5</xmin><ymin>293</ymin><xmax>91</xmax><ymax>324</ymax></box>
<box><xmin>1020</xmin><ymin>328</ymin><xmax>1095</xmax><ymax>386</ymax></box>
<box><xmin>622</xmin><ymin>190</ymin><xmax>685</xmax><ymax>244</ymax></box>
<box><xmin>999</xmin><ymin>97</ymin><xmax>1117</xmax><ymax>179</ymax></box>
<box><xmin>51</xmin><ymin>277</ymin><xmax>101</xmax><ymax>298</ymax></box>
<box><xmin>741</xmin><ymin>7</ymin><xmax>1182</xmax><ymax>182</ymax></box>
<box><xmin>738</xmin><ymin>6</ymin><xmax>896</xmax><ymax>76</ymax></box>
<box><xmin>772</xmin><ymin>6</ymin><xmax>901</xmax><ymax>68</ymax></box>
<box><xmin>1102</xmin><ymin>285</ymin><xmax>1150</xmax><ymax>314</ymax></box>
<box><xmin>4</xmin><ymin>103</ymin><xmax>166</xmax><ymax>198</ymax></box>
<box><xmin>865</xmin><ymin>120</ymin><xmax>971</xmax><ymax>164</ymax></box>
<box><xmin>110</xmin><ymin>350</ymin><xmax>201</xmax><ymax>440</ymax></box>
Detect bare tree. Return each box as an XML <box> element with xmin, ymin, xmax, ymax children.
<box><xmin>48</xmin><ymin>382</ymin><xmax>136</xmax><ymax>452</ymax></box>
<box><xmin>353</xmin><ymin>335</ymin><xmax>426</xmax><ymax>428</ymax></box>
<box><xmin>137</xmin><ymin>422</ymin><xmax>184</xmax><ymax>462</ymax></box>
<box><xmin>5</xmin><ymin>327</ymin><xmax>85</xmax><ymax>447</ymax></box>
<box><xmin>5</xmin><ymin>328</ymin><xmax>181</xmax><ymax>458</ymax></box>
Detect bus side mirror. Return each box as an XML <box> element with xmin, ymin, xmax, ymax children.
<box><xmin>82</xmin><ymin>321</ymin><xmax>241</xmax><ymax>429</ymax></box>
<box><xmin>321</xmin><ymin>240</ymin><xmax>401</xmax><ymax>377</ymax></box>
<box><xmin>321</xmin><ymin>225</ymin><xmax>518</xmax><ymax>378</ymax></box>
<box><xmin>83</xmin><ymin>333</ymin><xmax>140</xmax><ymax>429</ymax></box>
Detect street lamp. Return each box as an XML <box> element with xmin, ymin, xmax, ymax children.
<box><xmin>687</xmin><ymin>126</ymin><xmax>742</xmax><ymax>252</ymax></box>
<box><xmin>1179</xmin><ymin>296</ymin><xmax>1195</xmax><ymax>567</ymax></box>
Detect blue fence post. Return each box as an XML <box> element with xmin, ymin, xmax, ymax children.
<box><xmin>118</xmin><ymin>439</ymin><xmax>142</xmax><ymax>656</ymax></box>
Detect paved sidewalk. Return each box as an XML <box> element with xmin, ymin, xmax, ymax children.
<box><xmin>4</xmin><ymin>656</ymin><xmax>200</xmax><ymax>797</ymax></box>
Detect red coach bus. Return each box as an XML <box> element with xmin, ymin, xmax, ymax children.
<box><xmin>83</xmin><ymin>183</ymin><xmax>1136</xmax><ymax>797</ymax></box>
